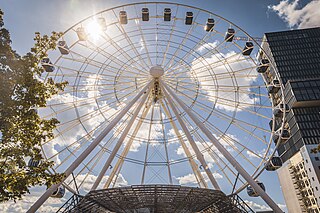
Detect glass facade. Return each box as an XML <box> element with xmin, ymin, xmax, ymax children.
<box><xmin>266</xmin><ymin>28</ymin><xmax>320</xmax><ymax>85</ymax></box>
<box><xmin>262</xmin><ymin>27</ymin><xmax>320</xmax><ymax>162</ymax></box>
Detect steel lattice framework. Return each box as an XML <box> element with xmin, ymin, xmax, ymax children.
<box><xmin>63</xmin><ymin>185</ymin><xmax>242</xmax><ymax>213</ymax></box>
<box><xmin>27</xmin><ymin>2</ymin><xmax>287</xmax><ymax>212</ymax></box>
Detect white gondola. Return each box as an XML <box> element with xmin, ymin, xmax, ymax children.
<box><xmin>164</xmin><ymin>8</ymin><xmax>171</xmax><ymax>21</ymax></box>
<box><xmin>120</xmin><ymin>11</ymin><xmax>128</xmax><ymax>24</ymax></box>
<box><xmin>41</xmin><ymin>57</ymin><xmax>55</xmax><ymax>72</ymax></box>
<box><xmin>225</xmin><ymin>28</ymin><xmax>235</xmax><ymax>42</ymax></box>
<box><xmin>273</xmin><ymin>128</ymin><xmax>290</xmax><ymax>144</ymax></box>
<box><xmin>273</xmin><ymin>103</ymin><xmax>290</xmax><ymax>117</ymax></box>
<box><xmin>142</xmin><ymin>8</ymin><xmax>149</xmax><ymax>21</ymax></box>
<box><xmin>50</xmin><ymin>186</ymin><xmax>65</xmax><ymax>198</ymax></box>
<box><xmin>242</xmin><ymin>42</ymin><xmax>254</xmax><ymax>56</ymax></box>
<box><xmin>28</xmin><ymin>158</ymin><xmax>42</xmax><ymax>167</ymax></box>
<box><xmin>76</xmin><ymin>27</ymin><xmax>87</xmax><ymax>41</ymax></box>
<box><xmin>185</xmin><ymin>12</ymin><xmax>193</xmax><ymax>25</ymax></box>
<box><xmin>57</xmin><ymin>41</ymin><xmax>69</xmax><ymax>55</ymax></box>
<box><xmin>257</xmin><ymin>59</ymin><xmax>269</xmax><ymax>73</ymax></box>
<box><xmin>247</xmin><ymin>181</ymin><xmax>266</xmax><ymax>197</ymax></box>
<box><xmin>267</xmin><ymin>79</ymin><xmax>280</xmax><ymax>94</ymax></box>
<box><xmin>97</xmin><ymin>17</ymin><xmax>107</xmax><ymax>31</ymax></box>
<box><xmin>265</xmin><ymin>157</ymin><xmax>283</xmax><ymax>171</ymax></box>
<box><xmin>204</xmin><ymin>18</ymin><xmax>215</xmax><ymax>32</ymax></box>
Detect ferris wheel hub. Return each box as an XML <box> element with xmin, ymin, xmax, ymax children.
<box><xmin>149</xmin><ymin>65</ymin><xmax>164</xmax><ymax>78</ymax></box>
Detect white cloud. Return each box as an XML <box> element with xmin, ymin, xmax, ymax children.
<box><xmin>66</xmin><ymin>173</ymin><xmax>128</xmax><ymax>193</ymax></box>
<box><xmin>269</xmin><ymin>0</ymin><xmax>320</xmax><ymax>28</ymax></box>
<box><xmin>175</xmin><ymin>171</ymin><xmax>222</xmax><ymax>185</ymax></box>
<box><xmin>244</xmin><ymin>200</ymin><xmax>287</xmax><ymax>212</ymax></box>
<box><xmin>191</xmin><ymin>51</ymin><xmax>257</xmax><ymax>111</ymax></box>
<box><xmin>0</xmin><ymin>190</ymin><xmax>65</xmax><ymax>213</ymax></box>
<box><xmin>197</xmin><ymin>41</ymin><xmax>219</xmax><ymax>52</ymax></box>
<box><xmin>175</xmin><ymin>133</ymin><xmax>238</xmax><ymax>165</ymax></box>
<box><xmin>40</xmin><ymin>74</ymin><xmax>117</xmax><ymax>165</ymax></box>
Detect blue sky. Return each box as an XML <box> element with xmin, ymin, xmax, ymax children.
<box><xmin>0</xmin><ymin>0</ymin><xmax>319</xmax><ymax>212</ymax></box>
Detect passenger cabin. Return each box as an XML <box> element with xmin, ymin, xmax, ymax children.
<box><xmin>57</xmin><ymin>41</ymin><xmax>69</xmax><ymax>55</ymax></box>
<box><xmin>247</xmin><ymin>181</ymin><xmax>266</xmax><ymax>197</ymax></box>
<box><xmin>41</xmin><ymin>57</ymin><xmax>55</xmax><ymax>72</ymax></box>
<box><xmin>205</xmin><ymin>18</ymin><xmax>215</xmax><ymax>32</ymax></box>
<box><xmin>225</xmin><ymin>28</ymin><xmax>235</xmax><ymax>42</ymax></box>
<box><xmin>164</xmin><ymin>8</ymin><xmax>171</xmax><ymax>21</ymax></box>
<box><xmin>120</xmin><ymin>11</ymin><xmax>128</xmax><ymax>24</ymax></box>
<box><xmin>256</xmin><ymin>59</ymin><xmax>269</xmax><ymax>73</ymax></box>
<box><xmin>273</xmin><ymin>103</ymin><xmax>290</xmax><ymax>117</ymax></box>
<box><xmin>185</xmin><ymin>12</ymin><xmax>193</xmax><ymax>25</ymax></box>
<box><xmin>242</xmin><ymin>42</ymin><xmax>254</xmax><ymax>56</ymax></box>
<box><xmin>265</xmin><ymin>157</ymin><xmax>283</xmax><ymax>171</ymax></box>
<box><xmin>76</xmin><ymin>27</ymin><xmax>87</xmax><ymax>41</ymax></box>
<box><xmin>273</xmin><ymin>129</ymin><xmax>290</xmax><ymax>144</ymax></box>
<box><xmin>28</xmin><ymin>158</ymin><xmax>41</xmax><ymax>167</ymax></box>
<box><xmin>267</xmin><ymin>79</ymin><xmax>280</xmax><ymax>94</ymax></box>
<box><xmin>142</xmin><ymin>8</ymin><xmax>149</xmax><ymax>21</ymax></box>
<box><xmin>97</xmin><ymin>17</ymin><xmax>107</xmax><ymax>31</ymax></box>
<box><xmin>51</xmin><ymin>186</ymin><xmax>65</xmax><ymax>198</ymax></box>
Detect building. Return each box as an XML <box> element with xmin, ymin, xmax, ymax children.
<box><xmin>259</xmin><ymin>27</ymin><xmax>320</xmax><ymax>213</ymax></box>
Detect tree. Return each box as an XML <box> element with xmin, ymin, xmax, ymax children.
<box><xmin>0</xmin><ymin>9</ymin><xmax>67</xmax><ymax>202</ymax></box>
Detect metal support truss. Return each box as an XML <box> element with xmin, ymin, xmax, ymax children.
<box><xmin>92</xmin><ymin>85</ymin><xmax>152</xmax><ymax>190</ymax></box>
<box><xmin>27</xmin><ymin>81</ymin><xmax>152</xmax><ymax>213</ymax></box>
<box><xmin>161</xmin><ymin>80</ymin><xmax>283</xmax><ymax>213</ymax></box>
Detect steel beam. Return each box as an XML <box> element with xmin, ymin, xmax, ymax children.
<box><xmin>161</xmin><ymin>80</ymin><xmax>283</xmax><ymax>213</ymax></box>
<box><xmin>92</xmin><ymin>86</ymin><xmax>151</xmax><ymax>190</ymax></box>
<box><xmin>161</xmin><ymin>100</ymin><xmax>208</xmax><ymax>188</ymax></box>
<box><xmin>27</xmin><ymin>81</ymin><xmax>152</xmax><ymax>213</ymax></box>
<box><xmin>162</xmin><ymin>87</ymin><xmax>220</xmax><ymax>190</ymax></box>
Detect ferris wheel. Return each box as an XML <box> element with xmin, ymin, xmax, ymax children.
<box><xmin>28</xmin><ymin>2</ymin><xmax>286</xmax><ymax>212</ymax></box>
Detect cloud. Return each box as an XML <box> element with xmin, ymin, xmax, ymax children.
<box><xmin>269</xmin><ymin>0</ymin><xmax>320</xmax><ymax>28</ymax></box>
<box><xmin>175</xmin><ymin>133</ymin><xmax>238</xmax><ymax>165</ymax></box>
<box><xmin>197</xmin><ymin>41</ymin><xmax>219</xmax><ymax>52</ymax></box>
<box><xmin>0</xmin><ymin>190</ymin><xmax>65</xmax><ymax>213</ymax></box>
<box><xmin>175</xmin><ymin>171</ymin><xmax>223</xmax><ymax>185</ymax></box>
<box><xmin>40</xmin><ymin>74</ymin><xmax>117</xmax><ymax>164</ymax></box>
<box><xmin>66</xmin><ymin>173</ymin><xmax>128</xmax><ymax>193</ymax></box>
<box><xmin>191</xmin><ymin>51</ymin><xmax>257</xmax><ymax>111</ymax></box>
<box><xmin>244</xmin><ymin>200</ymin><xmax>287</xmax><ymax>212</ymax></box>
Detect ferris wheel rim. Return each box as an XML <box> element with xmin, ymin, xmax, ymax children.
<box><xmin>37</xmin><ymin>2</ymin><xmax>287</xmax><ymax>202</ymax></box>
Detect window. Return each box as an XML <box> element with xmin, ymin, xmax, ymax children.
<box><xmin>312</xmin><ymin>177</ymin><xmax>315</xmax><ymax>181</ymax></box>
<box><xmin>315</xmin><ymin>157</ymin><xmax>320</xmax><ymax>161</ymax></box>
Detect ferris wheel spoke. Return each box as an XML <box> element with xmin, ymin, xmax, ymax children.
<box><xmin>104</xmin><ymin>96</ymin><xmax>152</xmax><ymax>188</ymax></box>
<box><xmin>60</xmin><ymin>54</ymin><xmax>148</xmax><ymax>78</ymax></box>
<box><xmin>164</xmin><ymin>81</ymin><xmax>270</xmax><ymax>146</ymax></box>
<box><xmin>81</xmin><ymin>40</ymin><xmax>149</xmax><ymax>76</ymax></box>
<box><xmin>159</xmin><ymin>104</ymin><xmax>173</xmax><ymax>184</ymax></box>
<box><xmin>159</xmin><ymin>5</ymin><xmax>180</xmax><ymax>67</ymax></box>
<box><xmin>71</xmin><ymin>41</ymin><xmax>148</xmax><ymax>77</ymax></box>
<box><xmin>110</xmin><ymin>9</ymin><xmax>150</xmax><ymax>72</ymax></box>
<box><xmin>141</xmin><ymin>103</ymin><xmax>155</xmax><ymax>185</ymax></box>
<box><xmin>192</xmin><ymin>130</ymin><xmax>246</xmax><ymax>187</ymax></box>
<box><xmin>163</xmin><ymin>13</ymin><xmax>221</xmax><ymax>72</ymax></box>
<box><xmin>91</xmin><ymin>85</ymin><xmax>151</xmax><ymax>190</ymax></box>
<box><xmin>45</xmin><ymin>80</ymin><xmax>148</xmax><ymax>111</ymax></box>
<box><xmin>165</xmin><ymin>80</ymin><xmax>273</xmax><ymax>122</ymax></box>
<box><xmin>176</xmin><ymin>100</ymin><xmax>261</xmax><ymax>170</ymax></box>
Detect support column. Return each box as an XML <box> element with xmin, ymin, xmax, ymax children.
<box><xmin>161</xmin><ymin>101</ymin><xmax>208</xmax><ymax>188</ymax></box>
<box><xmin>161</xmin><ymin>81</ymin><xmax>283</xmax><ymax>213</ymax></box>
<box><xmin>91</xmin><ymin>86</ymin><xmax>151</xmax><ymax>190</ymax></box>
<box><xmin>27</xmin><ymin>82</ymin><xmax>152</xmax><ymax>213</ymax></box>
<box><xmin>103</xmin><ymin>100</ymin><xmax>151</xmax><ymax>188</ymax></box>
<box><xmin>162</xmin><ymin>88</ymin><xmax>220</xmax><ymax>190</ymax></box>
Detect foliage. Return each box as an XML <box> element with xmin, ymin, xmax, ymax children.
<box><xmin>0</xmin><ymin>9</ymin><xmax>67</xmax><ymax>202</ymax></box>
